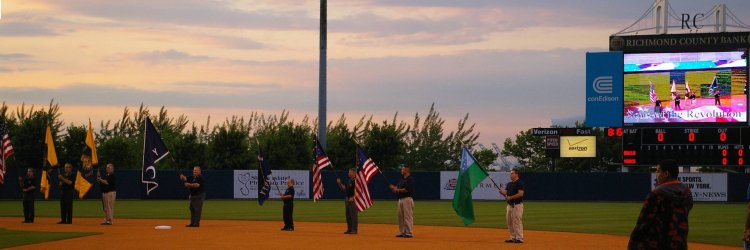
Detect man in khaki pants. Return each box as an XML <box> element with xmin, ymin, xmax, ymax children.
<box><xmin>390</xmin><ymin>165</ymin><xmax>415</xmax><ymax>238</ymax></box>
<box><xmin>97</xmin><ymin>164</ymin><xmax>117</xmax><ymax>225</ymax></box>
<box><xmin>500</xmin><ymin>169</ymin><xmax>525</xmax><ymax>243</ymax></box>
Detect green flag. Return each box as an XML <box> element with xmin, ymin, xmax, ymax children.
<box><xmin>452</xmin><ymin>147</ymin><xmax>490</xmax><ymax>225</ymax></box>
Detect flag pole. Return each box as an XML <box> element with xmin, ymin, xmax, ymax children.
<box><xmin>462</xmin><ymin>144</ymin><xmax>502</xmax><ymax>191</ymax></box>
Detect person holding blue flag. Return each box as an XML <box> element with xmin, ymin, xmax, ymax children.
<box><xmin>180</xmin><ymin>166</ymin><xmax>204</xmax><ymax>227</ymax></box>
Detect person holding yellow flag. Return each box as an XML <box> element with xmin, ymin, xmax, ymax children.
<box><xmin>58</xmin><ymin>163</ymin><xmax>76</xmax><ymax>224</ymax></box>
<box><xmin>74</xmin><ymin>120</ymin><xmax>96</xmax><ymax>200</ymax></box>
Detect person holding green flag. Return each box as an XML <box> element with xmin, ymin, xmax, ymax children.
<box><xmin>500</xmin><ymin>169</ymin><xmax>525</xmax><ymax>244</ymax></box>
<box><xmin>452</xmin><ymin>147</ymin><xmax>490</xmax><ymax>226</ymax></box>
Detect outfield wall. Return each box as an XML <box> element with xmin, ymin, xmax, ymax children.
<box><xmin>1</xmin><ymin>168</ymin><xmax>748</xmax><ymax>202</ymax></box>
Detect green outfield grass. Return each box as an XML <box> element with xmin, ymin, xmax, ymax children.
<box><xmin>0</xmin><ymin>228</ymin><xmax>98</xmax><ymax>249</ymax></box>
<box><xmin>0</xmin><ymin>200</ymin><xmax>745</xmax><ymax>246</ymax></box>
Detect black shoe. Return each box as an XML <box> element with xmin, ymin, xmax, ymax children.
<box><xmin>504</xmin><ymin>239</ymin><xmax>515</xmax><ymax>243</ymax></box>
<box><xmin>513</xmin><ymin>239</ymin><xmax>523</xmax><ymax>243</ymax></box>
<box><xmin>186</xmin><ymin>224</ymin><xmax>195</xmax><ymax>227</ymax></box>
<box><xmin>64</xmin><ymin>222</ymin><xmax>72</xmax><ymax>224</ymax></box>
<box><xmin>396</xmin><ymin>234</ymin><xmax>404</xmax><ymax>237</ymax></box>
<box><xmin>193</xmin><ymin>224</ymin><xmax>200</xmax><ymax>227</ymax></box>
<box><xmin>344</xmin><ymin>231</ymin><xmax>357</xmax><ymax>234</ymax></box>
<box><xmin>402</xmin><ymin>234</ymin><xmax>413</xmax><ymax>238</ymax></box>
<box><xmin>57</xmin><ymin>221</ymin><xmax>65</xmax><ymax>224</ymax></box>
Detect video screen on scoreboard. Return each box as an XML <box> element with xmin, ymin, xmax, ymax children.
<box><xmin>623</xmin><ymin>50</ymin><xmax>748</xmax><ymax>125</ymax></box>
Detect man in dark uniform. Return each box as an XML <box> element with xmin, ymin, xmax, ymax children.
<box><xmin>19</xmin><ymin>168</ymin><xmax>36</xmax><ymax>223</ymax></box>
<box><xmin>58</xmin><ymin>163</ymin><xmax>76</xmax><ymax>224</ymax></box>
<box><xmin>280</xmin><ymin>178</ymin><xmax>295</xmax><ymax>231</ymax></box>
<box><xmin>337</xmin><ymin>168</ymin><xmax>358</xmax><ymax>234</ymax></box>
<box><xmin>390</xmin><ymin>165</ymin><xmax>414</xmax><ymax>238</ymax></box>
<box><xmin>97</xmin><ymin>163</ymin><xmax>117</xmax><ymax>225</ymax></box>
<box><xmin>500</xmin><ymin>169</ymin><xmax>525</xmax><ymax>243</ymax></box>
<box><xmin>715</xmin><ymin>91</ymin><xmax>721</xmax><ymax>105</ymax></box>
<box><xmin>629</xmin><ymin>159</ymin><xmax>693</xmax><ymax>249</ymax></box>
<box><xmin>180</xmin><ymin>166</ymin><xmax>205</xmax><ymax>227</ymax></box>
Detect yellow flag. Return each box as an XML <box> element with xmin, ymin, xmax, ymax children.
<box><xmin>81</xmin><ymin>120</ymin><xmax>98</xmax><ymax>170</ymax></box>
<box><xmin>40</xmin><ymin>170</ymin><xmax>50</xmax><ymax>200</ymax></box>
<box><xmin>74</xmin><ymin>170</ymin><xmax>92</xmax><ymax>199</ymax></box>
<box><xmin>45</xmin><ymin>125</ymin><xmax>58</xmax><ymax>167</ymax></box>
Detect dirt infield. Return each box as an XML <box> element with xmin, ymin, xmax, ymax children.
<box><xmin>0</xmin><ymin>217</ymin><xmax>738</xmax><ymax>249</ymax></box>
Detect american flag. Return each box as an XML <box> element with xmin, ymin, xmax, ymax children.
<box><xmin>354</xmin><ymin>145</ymin><xmax>379</xmax><ymax>212</ymax></box>
<box><xmin>312</xmin><ymin>136</ymin><xmax>331</xmax><ymax>201</ymax></box>
<box><xmin>0</xmin><ymin>118</ymin><xmax>14</xmax><ymax>185</ymax></box>
<box><xmin>649</xmin><ymin>81</ymin><xmax>658</xmax><ymax>103</ymax></box>
<box><xmin>708</xmin><ymin>76</ymin><xmax>718</xmax><ymax>96</ymax></box>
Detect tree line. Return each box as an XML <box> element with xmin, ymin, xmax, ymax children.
<box><xmin>0</xmin><ymin>101</ymin><xmax>497</xmax><ymax>172</ymax></box>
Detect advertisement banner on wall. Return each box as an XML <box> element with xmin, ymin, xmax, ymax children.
<box><xmin>650</xmin><ymin>173</ymin><xmax>727</xmax><ymax>202</ymax></box>
<box><xmin>440</xmin><ymin>171</ymin><xmax>512</xmax><ymax>200</ymax></box>
<box><xmin>234</xmin><ymin>170</ymin><xmax>310</xmax><ymax>199</ymax></box>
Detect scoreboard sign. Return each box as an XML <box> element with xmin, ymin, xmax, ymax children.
<box><xmin>622</xmin><ymin>127</ymin><xmax>746</xmax><ymax>166</ymax></box>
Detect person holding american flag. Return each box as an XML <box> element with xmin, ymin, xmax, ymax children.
<box><xmin>390</xmin><ymin>165</ymin><xmax>415</xmax><ymax>238</ymax></box>
<box><xmin>337</xmin><ymin>168</ymin><xmax>358</xmax><ymax>234</ymax></box>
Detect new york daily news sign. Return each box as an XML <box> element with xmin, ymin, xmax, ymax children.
<box><xmin>234</xmin><ymin>170</ymin><xmax>310</xmax><ymax>199</ymax></box>
<box><xmin>650</xmin><ymin>173</ymin><xmax>727</xmax><ymax>202</ymax></box>
<box><xmin>440</xmin><ymin>171</ymin><xmax>512</xmax><ymax>200</ymax></box>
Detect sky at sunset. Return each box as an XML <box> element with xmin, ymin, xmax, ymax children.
<box><xmin>1</xmin><ymin>0</ymin><xmax>749</xmax><ymax>145</ymax></box>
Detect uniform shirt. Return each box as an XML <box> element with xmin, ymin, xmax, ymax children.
<box><xmin>505</xmin><ymin>179</ymin><xmax>525</xmax><ymax>204</ymax></box>
<box><xmin>346</xmin><ymin>179</ymin><xmax>355</xmax><ymax>198</ymax></box>
<box><xmin>60</xmin><ymin>171</ymin><xmax>76</xmax><ymax>193</ymax></box>
<box><xmin>188</xmin><ymin>175</ymin><xmax>205</xmax><ymax>196</ymax></box>
<box><xmin>397</xmin><ymin>175</ymin><xmax>414</xmax><ymax>199</ymax></box>
<box><xmin>283</xmin><ymin>186</ymin><xmax>295</xmax><ymax>206</ymax></box>
<box><xmin>22</xmin><ymin>177</ymin><xmax>36</xmax><ymax>194</ymax></box>
<box><xmin>100</xmin><ymin>173</ymin><xmax>117</xmax><ymax>193</ymax></box>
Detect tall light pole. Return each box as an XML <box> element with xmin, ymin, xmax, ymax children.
<box><xmin>318</xmin><ymin>0</ymin><xmax>327</xmax><ymax>148</ymax></box>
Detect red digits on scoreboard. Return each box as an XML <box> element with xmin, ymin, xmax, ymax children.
<box><xmin>722</xmin><ymin>158</ymin><xmax>728</xmax><ymax>165</ymax></box>
<box><xmin>688</xmin><ymin>132</ymin><xmax>695</xmax><ymax>142</ymax></box>
<box><xmin>739</xmin><ymin>149</ymin><xmax>744</xmax><ymax>157</ymax></box>
<box><xmin>607</xmin><ymin>128</ymin><xmax>614</xmax><ymax>137</ymax></box>
<box><xmin>719</xmin><ymin>132</ymin><xmax>726</xmax><ymax>142</ymax></box>
<box><xmin>722</xmin><ymin>149</ymin><xmax>727</xmax><ymax>157</ymax></box>
<box><xmin>657</xmin><ymin>133</ymin><xmax>664</xmax><ymax>142</ymax></box>
<box><xmin>616</xmin><ymin>128</ymin><xmax>623</xmax><ymax>137</ymax></box>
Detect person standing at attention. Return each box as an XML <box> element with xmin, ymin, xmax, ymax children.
<box><xmin>500</xmin><ymin>169</ymin><xmax>525</xmax><ymax>244</ymax></box>
<box><xmin>96</xmin><ymin>163</ymin><xmax>117</xmax><ymax>225</ymax></box>
<box><xmin>19</xmin><ymin>168</ymin><xmax>36</xmax><ymax>223</ymax></box>
<box><xmin>280</xmin><ymin>178</ymin><xmax>295</xmax><ymax>231</ymax></box>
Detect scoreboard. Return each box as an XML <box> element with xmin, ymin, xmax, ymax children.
<box><xmin>620</xmin><ymin>127</ymin><xmax>747</xmax><ymax>166</ymax></box>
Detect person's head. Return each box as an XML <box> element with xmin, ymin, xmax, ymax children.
<box><xmin>348</xmin><ymin>168</ymin><xmax>356</xmax><ymax>178</ymax></box>
<box><xmin>106</xmin><ymin>163</ymin><xmax>114</xmax><ymax>174</ymax></box>
<box><xmin>193</xmin><ymin>166</ymin><xmax>202</xmax><ymax>176</ymax></box>
<box><xmin>401</xmin><ymin>165</ymin><xmax>410</xmax><ymax>176</ymax></box>
<box><xmin>655</xmin><ymin>159</ymin><xmax>679</xmax><ymax>184</ymax></box>
<box><xmin>287</xmin><ymin>178</ymin><xmax>295</xmax><ymax>187</ymax></box>
<box><xmin>26</xmin><ymin>168</ymin><xmax>34</xmax><ymax>178</ymax></box>
<box><xmin>510</xmin><ymin>169</ymin><xmax>520</xmax><ymax>181</ymax></box>
<box><xmin>64</xmin><ymin>163</ymin><xmax>73</xmax><ymax>173</ymax></box>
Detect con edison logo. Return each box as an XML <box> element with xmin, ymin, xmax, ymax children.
<box><xmin>593</xmin><ymin>76</ymin><xmax>613</xmax><ymax>94</ymax></box>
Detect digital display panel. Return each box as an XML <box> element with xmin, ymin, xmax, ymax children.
<box><xmin>623</xmin><ymin>50</ymin><xmax>747</xmax><ymax>125</ymax></box>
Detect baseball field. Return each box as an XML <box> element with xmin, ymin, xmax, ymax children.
<box><xmin>0</xmin><ymin>200</ymin><xmax>745</xmax><ymax>249</ymax></box>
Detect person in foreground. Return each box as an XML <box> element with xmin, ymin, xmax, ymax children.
<box><xmin>19</xmin><ymin>168</ymin><xmax>36</xmax><ymax>223</ymax></box>
<box><xmin>629</xmin><ymin>159</ymin><xmax>693</xmax><ymax>250</ymax></box>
